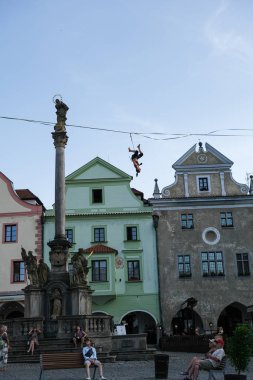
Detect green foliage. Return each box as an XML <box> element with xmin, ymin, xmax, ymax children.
<box><xmin>226</xmin><ymin>324</ymin><xmax>253</xmax><ymax>374</ymax></box>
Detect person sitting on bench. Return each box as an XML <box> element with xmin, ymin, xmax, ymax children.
<box><xmin>83</xmin><ymin>338</ymin><xmax>106</xmax><ymax>380</ymax></box>
<box><xmin>181</xmin><ymin>338</ymin><xmax>225</xmax><ymax>380</ymax></box>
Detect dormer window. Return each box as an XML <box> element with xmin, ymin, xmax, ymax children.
<box><xmin>197</xmin><ymin>176</ymin><xmax>211</xmax><ymax>193</ymax></box>
<box><xmin>199</xmin><ymin>177</ymin><xmax>208</xmax><ymax>191</ymax></box>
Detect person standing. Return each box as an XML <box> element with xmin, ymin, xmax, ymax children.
<box><xmin>0</xmin><ymin>325</ymin><xmax>10</xmax><ymax>371</ymax></box>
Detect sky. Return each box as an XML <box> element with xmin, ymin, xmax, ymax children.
<box><xmin>1</xmin><ymin>0</ymin><xmax>253</xmax><ymax>209</ymax></box>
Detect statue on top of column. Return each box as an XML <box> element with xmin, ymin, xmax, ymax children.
<box><xmin>54</xmin><ymin>98</ymin><xmax>69</xmax><ymax>132</ymax></box>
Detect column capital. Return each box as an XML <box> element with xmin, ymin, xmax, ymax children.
<box><xmin>52</xmin><ymin>131</ymin><xmax>69</xmax><ymax>148</ymax></box>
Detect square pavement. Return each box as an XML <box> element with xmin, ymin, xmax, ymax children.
<box><xmin>1</xmin><ymin>351</ymin><xmax>253</xmax><ymax>380</ymax></box>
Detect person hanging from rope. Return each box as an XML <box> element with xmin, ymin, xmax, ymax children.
<box><xmin>128</xmin><ymin>144</ymin><xmax>143</xmax><ymax>176</ymax></box>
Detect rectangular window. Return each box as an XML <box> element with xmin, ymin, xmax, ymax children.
<box><xmin>92</xmin><ymin>189</ymin><xmax>103</xmax><ymax>203</ymax></box>
<box><xmin>127</xmin><ymin>260</ymin><xmax>140</xmax><ymax>281</ymax></box>
<box><xmin>94</xmin><ymin>227</ymin><xmax>105</xmax><ymax>242</ymax></box>
<box><xmin>68</xmin><ymin>262</ymin><xmax>73</xmax><ymax>274</ymax></box>
<box><xmin>181</xmin><ymin>214</ymin><xmax>194</xmax><ymax>229</ymax></box>
<box><xmin>66</xmin><ymin>229</ymin><xmax>74</xmax><ymax>243</ymax></box>
<box><xmin>92</xmin><ymin>260</ymin><xmax>107</xmax><ymax>281</ymax></box>
<box><xmin>126</xmin><ymin>226</ymin><xmax>137</xmax><ymax>241</ymax></box>
<box><xmin>220</xmin><ymin>212</ymin><xmax>233</xmax><ymax>227</ymax></box>
<box><xmin>178</xmin><ymin>255</ymin><xmax>191</xmax><ymax>277</ymax></box>
<box><xmin>236</xmin><ymin>253</ymin><xmax>250</xmax><ymax>276</ymax></box>
<box><xmin>201</xmin><ymin>251</ymin><xmax>224</xmax><ymax>276</ymax></box>
<box><xmin>199</xmin><ymin>177</ymin><xmax>209</xmax><ymax>191</ymax></box>
<box><xmin>13</xmin><ymin>261</ymin><xmax>25</xmax><ymax>282</ymax></box>
<box><xmin>5</xmin><ymin>224</ymin><xmax>17</xmax><ymax>242</ymax></box>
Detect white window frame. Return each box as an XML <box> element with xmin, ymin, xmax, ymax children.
<box><xmin>196</xmin><ymin>175</ymin><xmax>211</xmax><ymax>193</ymax></box>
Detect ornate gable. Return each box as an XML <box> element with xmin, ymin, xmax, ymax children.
<box><xmin>160</xmin><ymin>142</ymin><xmax>248</xmax><ymax>198</ymax></box>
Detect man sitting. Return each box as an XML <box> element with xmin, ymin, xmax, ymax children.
<box><xmin>181</xmin><ymin>338</ymin><xmax>225</xmax><ymax>380</ymax></box>
<box><xmin>73</xmin><ymin>325</ymin><xmax>87</xmax><ymax>348</ymax></box>
<box><xmin>83</xmin><ymin>338</ymin><xmax>106</xmax><ymax>380</ymax></box>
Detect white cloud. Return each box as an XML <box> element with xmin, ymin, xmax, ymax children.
<box><xmin>204</xmin><ymin>1</ymin><xmax>253</xmax><ymax>75</ymax></box>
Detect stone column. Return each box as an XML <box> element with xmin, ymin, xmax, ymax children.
<box><xmin>48</xmin><ymin>99</ymin><xmax>71</xmax><ymax>273</ymax></box>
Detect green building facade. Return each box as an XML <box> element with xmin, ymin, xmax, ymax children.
<box><xmin>44</xmin><ymin>157</ymin><xmax>160</xmax><ymax>342</ymax></box>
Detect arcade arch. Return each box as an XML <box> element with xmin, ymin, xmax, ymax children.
<box><xmin>217</xmin><ymin>302</ymin><xmax>248</xmax><ymax>336</ymax></box>
<box><xmin>0</xmin><ymin>301</ymin><xmax>24</xmax><ymax>320</ymax></box>
<box><xmin>121</xmin><ymin>311</ymin><xmax>157</xmax><ymax>344</ymax></box>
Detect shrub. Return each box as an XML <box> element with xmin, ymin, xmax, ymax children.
<box><xmin>226</xmin><ymin>323</ymin><xmax>253</xmax><ymax>374</ymax></box>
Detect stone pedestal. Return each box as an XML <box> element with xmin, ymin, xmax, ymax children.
<box><xmin>24</xmin><ymin>287</ymin><xmax>45</xmax><ymax>318</ymax></box>
<box><xmin>70</xmin><ymin>286</ymin><xmax>93</xmax><ymax>315</ymax></box>
<box><xmin>48</xmin><ymin>238</ymin><xmax>71</xmax><ymax>273</ymax></box>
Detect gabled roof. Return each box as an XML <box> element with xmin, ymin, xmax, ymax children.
<box><xmin>83</xmin><ymin>244</ymin><xmax>118</xmax><ymax>254</ymax></box>
<box><xmin>66</xmin><ymin>156</ymin><xmax>132</xmax><ymax>182</ymax></box>
<box><xmin>172</xmin><ymin>142</ymin><xmax>233</xmax><ymax>171</ymax></box>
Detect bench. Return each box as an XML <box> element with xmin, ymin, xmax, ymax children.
<box><xmin>207</xmin><ymin>356</ymin><xmax>227</xmax><ymax>380</ymax></box>
<box><xmin>39</xmin><ymin>352</ymin><xmax>97</xmax><ymax>380</ymax></box>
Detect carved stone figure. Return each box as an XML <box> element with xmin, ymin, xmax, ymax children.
<box><xmin>37</xmin><ymin>259</ymin><xmax>50</xmax><ymax>286</ymax></box>
<box><xmin>54</xmin><ymin>99</ymin><xmax>69</xmax><ymax>132</ymax></box>
<box><xmin>71</xmin><ymin>249</ymin><xmax>90</xmax><ymax>285</ymax></box>
<box><xmin>21</xmin><ymin>248</ymin><xmax>39</xmax><ymax>287</ymax></box>
<box><xmin>51</xmin><ymin>288</ymin><xmax>62</xmax><ymax>318</ymax></box>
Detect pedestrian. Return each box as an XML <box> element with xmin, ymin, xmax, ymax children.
<box><xmin>0</xmin><ymin>325</ymin><xmax>10</xmax><ymax>371</ymax></box>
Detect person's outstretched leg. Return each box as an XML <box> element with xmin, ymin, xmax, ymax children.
<box><xmin>96</xmin><ymin>360</ymin><xmax>106</xmax><ymax>379</ymax></box>
<box><xmin>85</xmin><ymin>361</ymin><xmax>91</xmax><ymax>379</ymax></box>
<box><xmin>191</xmin><ymin>361</ymin><xmax>200</xmax><ymax>380</ymax></box>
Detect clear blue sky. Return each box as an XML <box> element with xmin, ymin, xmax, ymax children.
<box><xmin>1</xmin><ymin>0</ymin><xmax>253</xmax><ymax>208</ymax></box>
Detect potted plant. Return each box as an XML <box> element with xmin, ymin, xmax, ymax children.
<box><xmin>224</xmin><ymin>323</ymin><xmax>253</xmax><ymax>380</ymax></box>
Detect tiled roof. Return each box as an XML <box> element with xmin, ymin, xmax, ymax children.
<box><xmin>16</xmin><ymin>189</ymin><xmax>45</xmax><ymax>208</ymax></box>
<box><xmin>83</xmin><ymin>244</ymin><xmax>118</xmax><ymax>254</ymax></box>
<box><xmin>16</xmin><ymin>189</ymin><xmax>37</xmax><ymax>199</ymax></box>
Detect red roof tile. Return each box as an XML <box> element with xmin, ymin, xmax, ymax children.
<box><xmin>83</xmin><ymin>244</ymin><xmax>118</xmax><ymax>254</ymax></box>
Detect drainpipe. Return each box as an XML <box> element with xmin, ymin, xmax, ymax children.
<box><xmin>152</xmin><ymin>214</ymin><xmax>163</xmax><ymax>342</ymax></box>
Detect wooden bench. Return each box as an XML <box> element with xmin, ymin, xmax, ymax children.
<box><xmin>39</xmin><ymin>352</ymin><xmax>97</xmax><ymax>380</ymax></box>
<box><xmin>207</xmin><ymin>356</ymin><xmax>227</xmax><ymax>380</ymax></box>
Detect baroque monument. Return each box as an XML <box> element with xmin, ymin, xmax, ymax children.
<box><xmin>20</xmin><ymin>99</ymin><xmax>111</xmax><ymax>341</ymax></box>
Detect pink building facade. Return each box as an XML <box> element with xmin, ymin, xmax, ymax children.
<box><xmin>0</xmin><ymin>172</ymin><xmax>44</xmax><ymax>320</ymax></box>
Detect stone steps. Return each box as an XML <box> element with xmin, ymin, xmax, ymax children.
<box><xmin>8</xmin><ymin>337</ymin><xmax>116</xmax><ymax>363</ymax></box>
<box><xmin>8</xmin><ymin>338</ymin><xmax>156</xmax><ymax>363</ymax></box>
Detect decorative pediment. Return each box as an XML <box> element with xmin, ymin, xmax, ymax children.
<box><xmin>66</xmin><ymin>157</ymin><xmax>132</xmax><ymax>183</ymax></box>
<box><xmin>172</xmin><ymin>143</ymin><xmax>233</xmax><ymax>172</ymax></box>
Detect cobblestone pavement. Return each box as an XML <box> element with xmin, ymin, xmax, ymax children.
<box><xmin>1</xmin><ymin>351</ymin><xmax>253</xmax><ymax>380</ymax></box>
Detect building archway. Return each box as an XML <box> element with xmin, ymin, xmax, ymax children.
<box><xmin>171</xmin><ymin>308</ymin><xmax>203</xmax><ymax>335</ymax></box>
<box><xmin>217</xmin><ymin>302</ymin><xmax>247</xmax><ymax>336</ymax></box>
<box><xmin>121</xmin><ymin>311</ymin><xmax>157</xmax><ymax>344</ymax></box>
<box><xmin>0</xmin><ymin>301</ymin><xmax>24</xmax><ymax>320</ymax></box>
